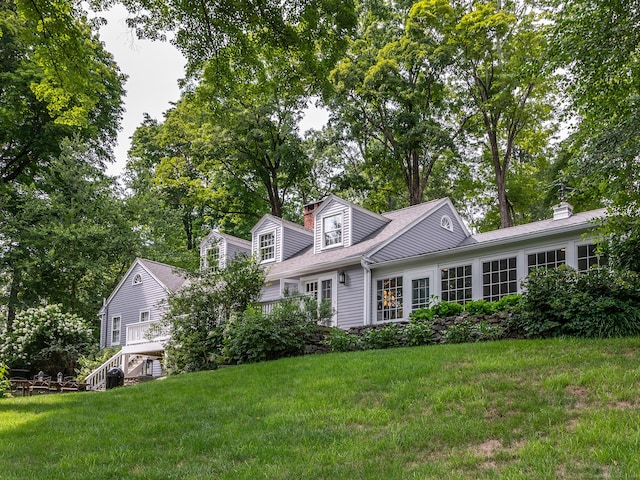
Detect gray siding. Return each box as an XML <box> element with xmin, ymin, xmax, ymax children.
<box><xmin>371</xmin><ymin>204</ymin><xmax>468</xmax><ymax>263</ymax></box>
<box><xmin>336</xmin><ymin>267</ymin><xmax>365</xmax><ymax>329</ymax></box>
<box><xmin>102</xmin><ymin>263</ymin><xmax>169</xmax><ymax>348</ymax></box>
<box><xmin>261</xmin><ymin>281</ymin><xmax>282</xmax><ymax>302</ymax></box>
<box><xmin>351</xmin><ymin>208</ymin><xmax>388</xmax><ymax>244</ymax></box>
<box><xmin>281</xmin><ymin>225</ymin><xmax>313</xmax><ymax>260</ymax></box>
<box><xmin>226</xmin><ymin>242</ymin><xmax>251</xmax><ymax>265</ymax></box>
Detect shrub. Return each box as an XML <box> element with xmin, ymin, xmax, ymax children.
<box><xmin>162</xmin><ymin>255</ymin><xmax>265</xmax><ymax>373</ymax></box>
<box><xmin>464</xmin><ymin>299</ymin><xmax>495</xmax><ymax>316</ymax></box>
<box><xmin>75</xmin><ymin>346</ymin><xmax>121</xmax><ymax>382</ymax></box>
<box><xmin>443</xmin><ymin>319</ymin><xmax>504</xmax><ymax>344</ymax></box>
<box><xmin>400</xmin><ymin>319</ymin><xmax>434</xmax><ymax>347</ymax></box>
<box><xmin>493</xmin><ymin>294</ymin><xmax>523</xmax><ymax>313</ymax></box>
<box><xmin>224</xmin><ymin>295</ymin><xmax>330</xmax><ymax>364</ymax></box>
<box><xmin>0</xmin><ymin>362</ymin><xmax>9</xmax><ymax>398</ymax></box>
<box><xmin>325</xmin><ymin>328</ymin><xmax>359</xmax><ymax>352</ymax></box>
<box><xmin>360</xmin><ymin>324</ymin><xmax>400</xmax><ymax>350</ymax></box>
<box><xmin>431</xmin><ymin>300</ymin><xmax>464</xmax><ymax>318</ymax></box>
<box><xmin>0</xmin><ymin>304</ymin><xmax>95</xmax><ymax>375</ymax></box>
<box><xmin>519</xmin><ymin>266</ymin><xmax>640</xmax><ymax>338</ymax></box>
<box><xmin>409</xmin><ymin>307</ymin><xmax>434</xmax><ymax>322</ymax></box>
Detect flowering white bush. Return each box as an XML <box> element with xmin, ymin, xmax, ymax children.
<box><xmin>0</xmin><ymin>304</ymin><xmax>96</xmax><ymax>375</ymax></box>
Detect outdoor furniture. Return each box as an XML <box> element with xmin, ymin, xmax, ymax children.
<box><xmin>60</xmin><ymin>376</ymin><xmax>83</xmax><ymax>392</ymax></box>
<box><xmin>30</xmin><ymin>372</ymin><xmax>51</xmax><ymax>394</ymax></box>
<box><xmin>8</xmin><ymin>378</ymin><xmax>31</xmax><ymax>397</ymax></box>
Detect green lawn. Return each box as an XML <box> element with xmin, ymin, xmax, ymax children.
<box><xmin>2</xmin><ymin>338</ymin><xmax>640</xmax><ymax>479</ymax></box>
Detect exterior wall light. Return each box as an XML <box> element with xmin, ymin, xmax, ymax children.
<box><xmin>338</xmin><ymin>271</ymin><xmax>346</xmax><ymax>284</ymax></box>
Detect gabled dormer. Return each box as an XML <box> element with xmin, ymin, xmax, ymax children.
<box><xmin>200</xmin><ymin>230</ymin><xmax>252</xmax><ymax>271</ymax></box>
<box><xmin>312</xmin><ymin>195</ymin><xmax>389</xmax><ymax>254</ymax></box>
<box><xmin>251</xmin><ymin>215</ymin><xmax>314</xmax><ymax>264</ymax></box>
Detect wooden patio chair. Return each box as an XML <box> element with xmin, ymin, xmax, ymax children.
<box><xmin>60</xmin><ymin>376</ymin><xmax>80</xmax><ymax>392</ymax></box>
<box><xmin>30</xmin><ymin>372</ymin><xmax>52</xmax><ymax>394</ymax></box>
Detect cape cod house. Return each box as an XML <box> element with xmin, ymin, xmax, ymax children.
<box><xmin>87</xmin><ymin>232</ymin><xmax>252</xmax><ymax>389</ymax></box>
<box><xmin>255</xmin><ymin>195</ymin><xmax>605</xmax><ymax>328</ymax></box>
<box><xmin>89</xmin><ymin>194</ymin><xmax>604</xmax><ymax>388</ymax></box>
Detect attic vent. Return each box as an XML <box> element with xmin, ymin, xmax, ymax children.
<box><xmin>441</xmin><ymin>215</ymin><xmax>453</xmax><ymax>232</ymax></box>
<box><xmin>132</xmin><ymin>273</ymin><xmax>142</xmax><ymax>285</ymax></box>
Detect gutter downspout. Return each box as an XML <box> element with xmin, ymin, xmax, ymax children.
<box><xmin>361</xmin><ymin>256</ymin><xmax>373</xmax><ymax>325</ymax></box>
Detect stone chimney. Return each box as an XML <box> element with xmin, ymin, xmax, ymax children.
<box><xmin>303</xmin><ymin>200</ymin><xmax>322</xmax><ymax>230</ymax></box>
<box><xmin>552</xmin><ymin>201</ymin><xmax>574</xmax><ymax>221</ymax></box>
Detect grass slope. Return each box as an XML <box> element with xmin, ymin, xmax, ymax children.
<box><xmin>2</xmin><ymin>338</ymin><xmax>640</xmax><ymax>479</ymax></box>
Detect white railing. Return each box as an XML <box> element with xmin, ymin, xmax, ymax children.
<box><xmin>126</xmin><ymin>320</ymin><xmax>169</xmax><ymax>346</ymax></box>
<box><xmin>84</xmin><ymin>350</ymin><xmax>124</xmax><ymax>391</ymax></box>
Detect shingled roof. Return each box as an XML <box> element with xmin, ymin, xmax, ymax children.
<box><xmin>138</xmin><ymin>258</ymin><xmax>189</xmax><ymax>292</ymax></box>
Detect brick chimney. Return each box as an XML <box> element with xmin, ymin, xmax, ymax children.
<box><xmin>552</xmin><ymin>201</ymin><xmax>574</xmax><ymax>220</ymax></box>
<box><xmin>303</xmin><ymin>200</ymin><xmax>322</xmax><ymax>230</ymax></box>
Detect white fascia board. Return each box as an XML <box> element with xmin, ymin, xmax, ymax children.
<box><xmin>367</xmin><ymin>221</ymin><xmax>597</xmax><ymax>270</ymax></box>
<box><xmin>265</xmin><ymin>257</ymin><xmax>362</xmax><ymax>282</ymax></box>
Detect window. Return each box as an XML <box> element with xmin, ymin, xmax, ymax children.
<box><xmin>527</xmin><ymin>248</ymin><xmax>565</xmax><ymax>273</ymax></box>
<box><xmin>441</xmin><ymin>265</ymin><xmax>472</xmax><ymax>304</ymax></box>
<box><xmin>482</xmin><ymin>257</ymin><xmax>517</xmax><ymax>301</ymax></box>
<box><xmin>321</xmin><ymin>279</ymin><xmax>333</xmax><ymax>303</ymax></box>
<box><xmin>377</xmin><ymin>276</ymin><xmax>403</xmax><ymax>321</ymax></box>
<box><xmin>305</xmin><ymin>281</ymin><xmax>318</xmax><ymax>299</ymax></box>
<box><xmin>132</xmin><ymin>273</ymin><xmax>142</xmax><ymax>285</ymax></box>
<box><xmin>140</xmin><ymin>310</ymin><xmax>150</xmax><ymax>323</ymax></box>
<box><xmin>412</xmin><ymin>278</ymin><xmax>430</xmax><ymax>310</ymax></box>
<box><xmin>577</xmin><ymin>244</ymin><xmax>607</xmax><ymax>271</ymax></box>
<box><xmin>441</xmin><ymin>215</ymin><xmax>453</xmax><ymax>232</ymax></box>
<box><xmin>111</xmin><ymin>316</ymin><xmax>121</xmax><ymax>345</ymax></box>
<box><xmin>206</xmin><ymin>246</ymin><xmax>220</xmax><ymax>271</ymax></box>
<box><xmin>259</xmin><ymin>232</ymin><xmax>275</xmax><ymax>262</ymax></box>
<box><xmin>322</xmin><ymin>213</ymin><xmax>343</xmax><ymax>248</ymax></box>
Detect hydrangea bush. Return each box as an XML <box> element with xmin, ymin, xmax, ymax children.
<box><xmin>0</xmin><ymin>304</ymin><xmax>96</xmax><ymax>375</ymax></box>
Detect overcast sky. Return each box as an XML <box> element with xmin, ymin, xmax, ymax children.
<box><xmin>98</xmin><ymin>7</ymin><xmax>329</xmax><ymax>179</ymax></box>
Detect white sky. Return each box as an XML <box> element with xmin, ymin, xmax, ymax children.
<box><xmin>98</xmin><ymin>6</ymin><xmax>329</xmax><ymax>178</ymax></box>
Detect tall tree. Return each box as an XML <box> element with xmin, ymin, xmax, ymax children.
<box><xmin>420</xmin><ymin>0</ymin><xmax>556</xmax><ymax>228</ymax></box>
<box><xmin>330</xmin><ymin>0</ymin><xmax>464</xmax><ymax>206</ymax></box>
<box><xmin>0</xmin><ymin>0</ymin><xmax>124</xmax><ymax>184</ymax></box>
<box><xmin>0</xmin><ymin>140</ymin><xmax>138</xmax><ymax>327</ymax></box>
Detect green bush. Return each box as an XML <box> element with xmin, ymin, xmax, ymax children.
<box><xmin>409</xmin><ymin>307</ymin><xmax>434</xmax><ymax>322</ymax></box>
<box><xmin>493</xmin><ymin>294</ymin><xmax>523</xmax><ymax>313</ymax></box>
<box><xmin>224</xmin><ymin>295</ymin><xmax>330</xmax><ymax>364</ymax></box>
<box><xmin>0</xmin><ymin>304</ymin><xmax>95</xmax><ymax>375</ymax></box>
<box><xmin>0</xmin><ymin>362</ymin><xmax>9</xmax><ymax>398</ymax></box>
<box><xmin>431</xmin><ymin>301</ymin><xmax>464</xmax><ymax>318</ymax></box>
<box><xmin>464</xmin><ymin>299</ymin><xmax>495</xmax><ymax>316</ymax></box>
<box><xmin>325</xmin><ymin>328</ymin><xmax>359</xmax><ymax>352</ymax></box>
<box><xmin>75</xmin><ymin>346</ymin><xmax>121</xmax><ymax>382</ymax></box>
<box><xmin>360</xmin><ymin>324</ymin><xmax>400</xmax><ymax>350</ymax></box>
<box><xmin>519</xmin><ymin>266</ymin><xmax>640</xmax><ymax>338</ymax></box>
<box><xmin>400</xmin><ymin>320</ymin><xmax>434</xmax><ymax>347</ymax></box>
<box><xmin>443</xmin><ymin>319</ymin><xmax>504</xmax><ymax>344</ymax></box>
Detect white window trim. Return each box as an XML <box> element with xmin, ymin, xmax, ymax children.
<box><xmin>440</xmin><ymin>215</ymin><xmax>453</xmax><ymax>232</ymax></box>
<box><xmin>321</xmin><ymin>213</ymin><xmax>344</xmax><ymax>250</ymax></box>
<box><xmin>132</xmin><ymin>273</ymin><xmax>142</xmax><ymax>285</ymax></box>
<box><xmin>439</xmin><ymin>263</ymin><xmax>473</xmax><ymax>305</ymax></box>
<box><xmin>139</xmin><ymin>310</ymin><xmax>151</xmax><ymax>323</ymax></box>
<box><xmin>300</xmin><ymin>272</ymin><xmax>338</xmax><ymax>326</ymax></box>
<box><xmin>525</xmin><ymin>244</ymin><xmax>568</xmax><ymax>273</ymax></box>
<box><xmin>111</xmin><ymin>315</ymin><xmax>121</xmax><ymax>345</ymax></box>
<box><xmin>410</xmin><ymin>276</ymin><xmax>431</xmax><ymax>311</ymax></box>
<box><xmin>258</xmin><ymin>229</ymin><xmax>277</xmax><ymax>264</ymax></box>
<box><xmin>373</xmin><ymin>272</ymin><xmax>405</xmax><ymax>323</ymax></box>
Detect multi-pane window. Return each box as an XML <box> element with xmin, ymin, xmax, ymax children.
<box><xmin>441</xmin><ymin>265</ymin><xmax>472</xmax><ymax>304</ymax></box>
<box><xmin>577</xmin><ymin>244</ymin><xmax>606</xmax><ymax>271</ymax></box>
<box><xmin>377</xmin><ymin>276</ymin><xmax>403</xmax><ymax>321</ymax></box>
<box><xmin>321</xmin><ymin>279</ymin><xmax>332</xmax><ymax>303</ymax></box>
<box><xmin>259</xmin><ymin>232</ymin><xmax>275</xmax><ymax>262</ymax></box>
<box><xmin>206</xmin><ymin>246</ymin><xmax>220</xmax><ymax>271</ymax></box>
<box><xmin>140</xmin><ymin>310</ymin><xmax>150</xmax><ymax>323</ymax></box>
<box><xmin>111</xmin><ymin>316</ymin><xmax>121</xmax><ymax>344</ymax></box>
<box><xmin>305</xmin><ymin>281</ymin><xmax>318</xmax><ymax>299</ymax></box>
<box><xmin>482</xmin><ymin>257</ymin><xmax>517</xmax><ymax>301</ymax></box>
<box><xmin>323</xmin><ymin>214</ymin><xmax>343</xmax><ymax>247</ymax></box>
<box><xmin>412</xmin><ymin>278</ymin><xmax>430</xmax><ymax>310</ymax></box>
<box><xmin>527</xmin><ymin>248</ymin><xmax>565</xmax><ymax>273</ymax></box>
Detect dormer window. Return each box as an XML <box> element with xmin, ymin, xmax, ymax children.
<box><xmin>259</xmin><ymin>232</ymin><xmax>275</xmax><ymax>262</ymax></box>
<box><xmin>441</xmin><ymin>215</ymin><xmax>453</xmax><ymax>232</ymax></box>
<box><xmin>322</xmin><ymin>213</ymin><xmax>343</xmax><ymax>248</ymax></box>
<box><xmin>206</xmin><ymin>246</ymin><xmax>220</xmax><ymax>271</ymax></box>
<box><xmin>132</xmin><ymin>273</ymin><xmax>142</xmax><ymax>285</ymax></box>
